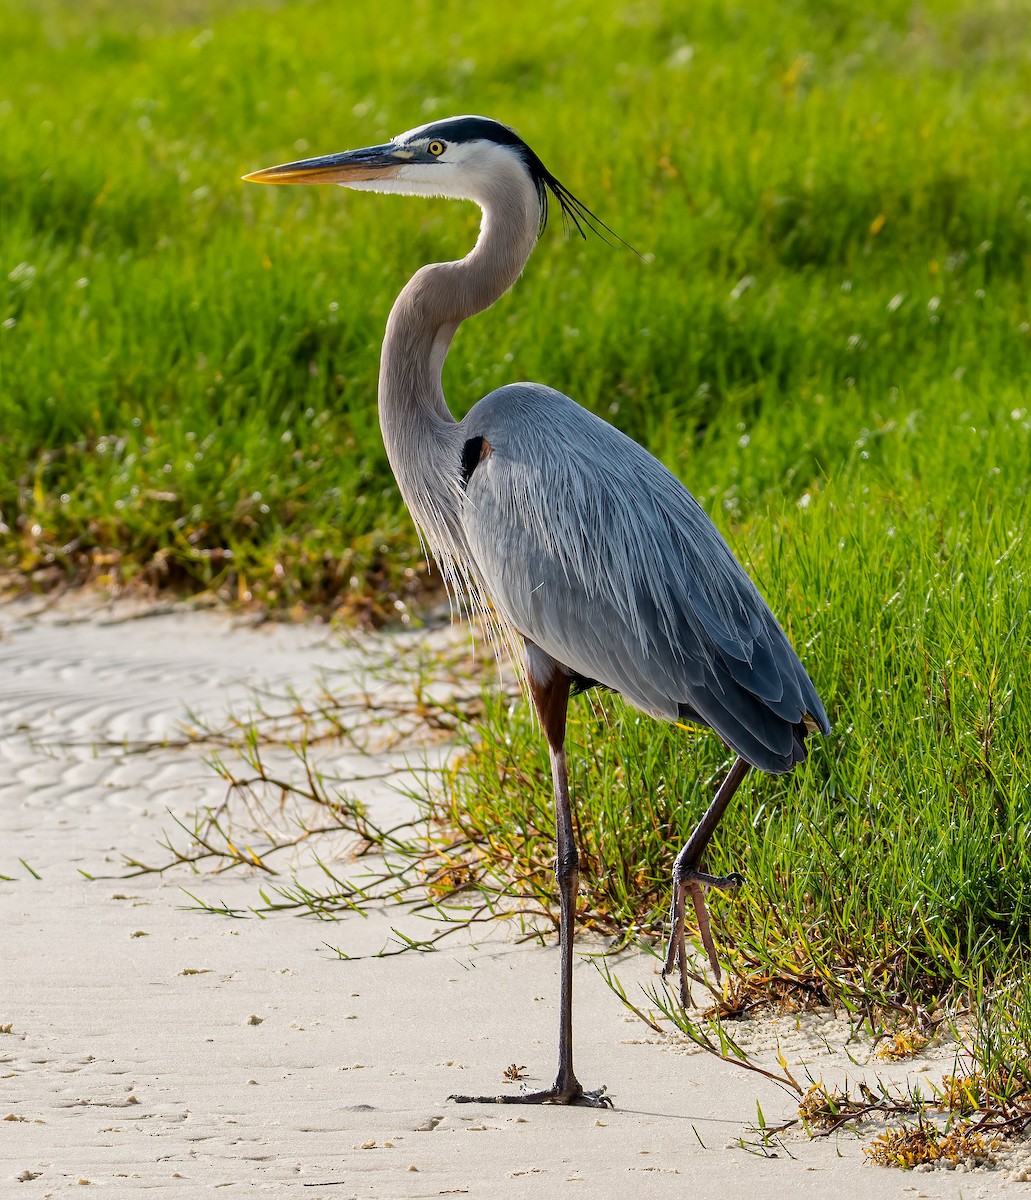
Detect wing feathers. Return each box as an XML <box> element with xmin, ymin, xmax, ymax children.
<box><xmin>459</xmin><ymin>384</ymin><xmax>830</xmax><ymax>769</ymax></box>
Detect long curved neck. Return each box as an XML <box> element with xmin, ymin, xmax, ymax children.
<box><xmin>378</xmin><ymin>159</ymin><xmax>540</xmax><ymax>477</ymax></box>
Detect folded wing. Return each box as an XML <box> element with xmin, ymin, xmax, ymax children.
<box><xmin>460</xmin><ymin>384</ymin><xmax>829</xmax><ymax>773</ymax></box>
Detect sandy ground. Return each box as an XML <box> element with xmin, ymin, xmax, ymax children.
<box><xmin>0</xmin><ymin>596</ymin><xmax>1027</xmax><ymax>1198</ymax></box>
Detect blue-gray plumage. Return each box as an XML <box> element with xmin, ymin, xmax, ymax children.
<box><xmin>245</xmin><ymin>114</ymin><xmax>830</xmax><ymax>1111</ymax></box>
<box><xmin>461</xmin><ymin>382</ymin><xmax>826</xmax><ymax>772</ymax></box>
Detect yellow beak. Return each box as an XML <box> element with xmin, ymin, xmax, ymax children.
<box><xmin>242</xmin><ymin>143</ymin><xmax>402</xmax><ymax>186</ymax></box>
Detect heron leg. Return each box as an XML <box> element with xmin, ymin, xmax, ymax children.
<box><xmin>661</xmin><ymin>757</ymin><xmax>749</xmax><ymax>1007</ymax></box>
<box><xmin>450</xmin><ymin>649</ymin><xmax>611</xmax><ymax>1109</ymax></box>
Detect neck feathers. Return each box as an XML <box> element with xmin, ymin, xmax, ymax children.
<box><xmin>377</xmin><ymin>153</ymin><xmax>539</xmax><ymax>562</ymax></box>
<box><xmin>378</xmin><ymin>152</ymin><xmax>540</xmax><ymax>435</ymax></box>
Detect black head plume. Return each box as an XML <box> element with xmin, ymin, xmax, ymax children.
<box><xmin>405</xmin><ymin>116</ymin><xmax>637</xmax><ymax>252</ymax></box>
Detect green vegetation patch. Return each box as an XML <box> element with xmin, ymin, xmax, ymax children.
<box><xmin>2</xmin><ymin>0</ymin><xmax>1029</xmax><ymax>615</ymax></box>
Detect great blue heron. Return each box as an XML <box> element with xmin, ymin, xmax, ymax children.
<box><xmin>245</xmin><ymin>115</ymin><xmax>830</xmax><ymax>1109</ymax></box>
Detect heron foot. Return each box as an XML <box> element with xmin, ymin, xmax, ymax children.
<box><xmin>661</xmin><ymin>864</ymin><xmax>745</xmax><ymax>1007</ymax></box>
<box><xmin>449</xmin><ymin>1081</ymin><xmax>612</xmax><ymax>1108</ymax></box>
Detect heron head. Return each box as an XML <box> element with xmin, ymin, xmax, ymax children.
<box><xmin>243</xmin><ymin>114</ymin><xmax>619</xmax><ymax>242</ymax></box>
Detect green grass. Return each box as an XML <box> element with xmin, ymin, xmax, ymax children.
<box><xmin>3</xmin><ymin>0</ymin><xmax>1031</xmax><ymax>1129</ymax></box>
<box><xmin>2</xmin><ymin>0</ymin><xmax>1030</xmax><ymax>610</ymax></box>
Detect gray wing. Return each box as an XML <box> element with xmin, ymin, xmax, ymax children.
<box><xmin>459</xmin><ymin>383</ymin><xmax>830</xmax><ymax>774</ymax></box>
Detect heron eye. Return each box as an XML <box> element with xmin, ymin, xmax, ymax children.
<box><xmin>427</xmin><ymin>140</ymin><xmax>445</xmax><ymax>157</ymax></box>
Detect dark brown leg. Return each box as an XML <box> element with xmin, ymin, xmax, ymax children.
<box><xmin>661</xmin><ymin>757</ymin><xmax>749</xmax><ymax>1006</ymax></box>
<box><xmin>450</xmin><ymin>644</ymin><xmax>611</xmax><ymax>1108</ymax></box>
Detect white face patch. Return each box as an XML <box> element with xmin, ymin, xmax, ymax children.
<box><xmin>337</xmin><ymin>134</ymin><xmax>530</xmax><ymax>206</ymax></box>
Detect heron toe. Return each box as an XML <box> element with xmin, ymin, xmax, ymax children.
<box><xmin>449</xmin><ymin>1081</ymin><xmax>612</xmax><ymax>1108</ymax></box>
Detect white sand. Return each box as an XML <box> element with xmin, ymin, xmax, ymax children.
<box><xmin>0</xmin><ymin>597</ymin><xmax>1023</xmax><ymax>1197</ymax></box>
